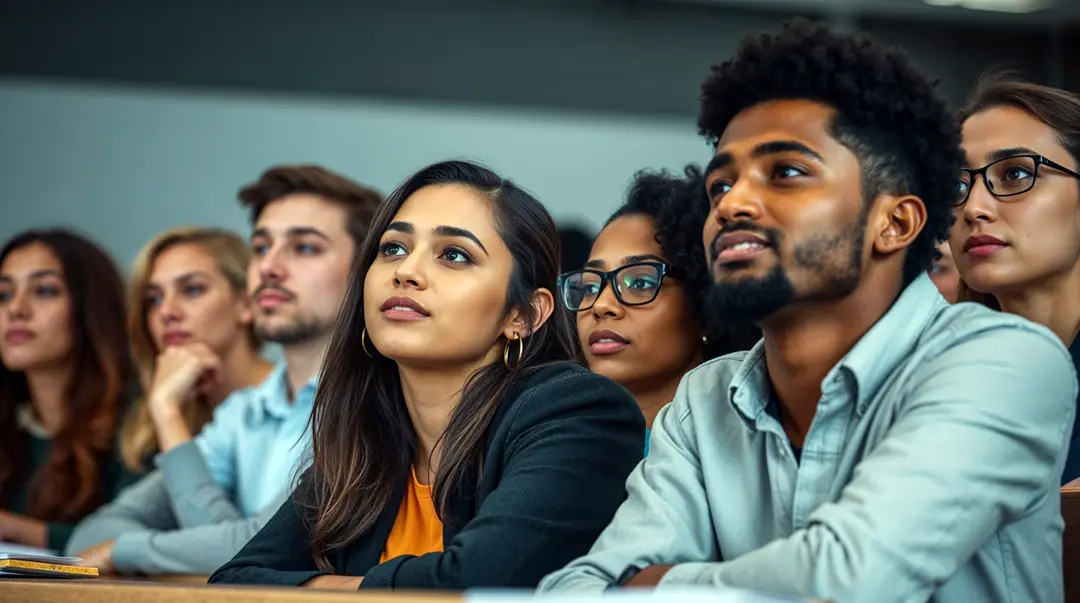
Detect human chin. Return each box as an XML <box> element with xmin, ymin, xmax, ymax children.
<box><xmin>585</xmin><ymin>353</ymin><xmax>636</xmax><ymax>388</ymax></box>
<box><xmin>960</xmin><ymin>260</ymin><xmax>1022</xmax><ymax>297</ymax></box>
<box><xmin>704</xmin><ymin>264</ymin><xmax>797</xmax><ymax>324</ymax></box>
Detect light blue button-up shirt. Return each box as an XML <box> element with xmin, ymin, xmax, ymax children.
<box><xmin>66</xmin><ymin>363</ymin><xmax>318</xmax><ymax>575</ymax></box>
<box><xmin>540</xmin><ymin>274</ymin><xmax>1077</xmax><ymax>602</ymax></box>
<box><xmin>193</xmin><ymin>363</ymin><xmax>316</xmax><ymax>517</ymax></box>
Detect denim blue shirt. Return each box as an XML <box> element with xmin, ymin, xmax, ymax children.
<box><xmin>541</xmin><ymin>274</ymin><xmax>1077</xmax><ymax>602</ymax></box>
<box><xmin>192</xmin><ymin>363</ymin><xmax>316</xmax><ymax>516</ymax></box>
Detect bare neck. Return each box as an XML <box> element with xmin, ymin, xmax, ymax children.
<box><xmin>761</xmin><ymin>269</ymin><xmax>903</xmax><ymax>446</ymax></box>
<box><xmin>24</xmin><ymin>363</ymin><xmax>75</xmax><ymax>435</ymax></box>
<box><xmin>397</xmin><ymin>350</ymin><xmax>500</xmax><ymax>484</ymax></box>
<box><xmin>994</xmin><ymin>264</ymin><xmax>1080</xmax><ymax>347</ymax></box>
<box><xmin>208</xmin><ymin>339</ymin><xmax>275</xmax><ymax>408</ymax></box>
<box><xmin>281</xmin><ymin>335</ymin><xmax>331</xmax><ymax>402</ymax></box>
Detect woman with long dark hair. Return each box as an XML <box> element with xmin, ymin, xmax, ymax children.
<box><xmin>209</xmin><ymin>160</ymin><xmax>644</xmax><ymax>589</ymax></box>
<box><xmin>0</xmin><ymin>229</ymin><xmax>135</xmax><ymax>551</ymax></box>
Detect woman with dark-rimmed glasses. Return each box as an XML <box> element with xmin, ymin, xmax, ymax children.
<box><xmin>949</xmin><ymin>72</ymin><xmax>1080</xmax><ymax>484</ymax></box>
<box><xmin>559</xmin><ymin>165</ymin><xmax>760</xmax><ymax>453</ymax></box>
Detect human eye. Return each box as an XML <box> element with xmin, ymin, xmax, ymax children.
<box><xmin>709</xmin><ymin>179</ymin><xmax>734</xmax><ymax>206</ymax></box>
<box><xmin>773</xmin><ymin>162</ymin><xmax>810</xmax><ymax>180</ymax></box>
<box><xmin>295</xmin><ymin>242</ymin><xmax>323</xmax><ymax>256</ymax></box>
<box><xmin>35</xmin><ymin>283</ymin><xmax>62</xmax><ymax>298</ymax></box>
<box><xmin>379</xmin><ymin>241</ymin><xmax>407</xmax><ymax>257</ymax></box>
<box><xmin>1003</xmin><ymin>166</ymin><xmax>1033</xmax><ymax>181</ymax></box>
<box><xmin>440</xmin><ymin>246</ymin><xmax>474</xmax><ymax>265</ymax></box>
<box><xmin>626</xmin><ymin>275</ymin><xmax>659</xmax><ymax>290</ymax></box>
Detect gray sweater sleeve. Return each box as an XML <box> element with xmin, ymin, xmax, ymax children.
<box><xmin>110</xmin><ymin>488</ymin><xmax>289</xmax><ymax>576</ymax></box>
<box><xmin>65</xmin><ymin>471</ymin><xmax>179</xmax><ymax>556</ymax></box>
<box><xmin>155</xmin><ymin>441</ymin><xmax>243</xmax><ymax>527</ymax></box>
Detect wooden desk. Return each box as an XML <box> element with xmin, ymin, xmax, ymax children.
<box><xmin>0</xmin><ymin>580</ymin><xmax>460</xmax><ymax>603</ymax></box>
<box><xmin>100</xmin><ymin>574</ymin><xmax>209</xmax><ymax>584</ymax></box>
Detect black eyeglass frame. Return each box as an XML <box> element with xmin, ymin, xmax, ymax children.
<box><xmin>557</xmin><ymin>261</ymin><xmax>674</xmax><ymax>312</ymax></box>
<box><xmin>957</xmin><ymin>153</ymin><xmax>1080</xmax><ymax>206</ymax></box>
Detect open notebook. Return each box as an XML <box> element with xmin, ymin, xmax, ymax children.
<box><xmin>0</xmin><ymin>543</ymin><xmax>96</xmax><ymax>579</ymax></box>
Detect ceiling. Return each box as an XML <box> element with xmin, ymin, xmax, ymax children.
<box><xmin>657</xmin><ymin>0</ymin><xmax>1077</xmax><ymax>25</ymax></box>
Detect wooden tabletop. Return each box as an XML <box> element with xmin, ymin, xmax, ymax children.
<box><xmin>0</xmin><ymin>580</ymin><xmax>461</xmax><ymax>603</ymax></box>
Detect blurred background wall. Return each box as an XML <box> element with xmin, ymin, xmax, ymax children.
<box><xmin>1</xmin><ymin>0</ymin><xmax>1077</xmax><ymax>265</ymax></box>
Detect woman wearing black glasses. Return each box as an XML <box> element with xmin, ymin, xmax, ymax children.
<box><xmin>559</xmin><ymin>165</ymin><xmax>760</xmax><ymax>452</ymax></box>
<box><xmin>949</xmin><ymin>73</ymin><xmax>1080</xmax><ymax>484</ymax></box>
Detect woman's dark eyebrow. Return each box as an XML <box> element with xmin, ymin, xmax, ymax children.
<box><xmin>434</xmin><ymin>226</ymin><xmax>489</xmax><ymax>256</ymax></box>
<box><xmin>987</xmin><ymin>147</ymin><xmax>1039</xmax><ymax>163</ymax></box>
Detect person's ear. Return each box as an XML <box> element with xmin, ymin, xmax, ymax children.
<box><xmin>872</xmin><ymin>194</ymin><xmax>926</xmax><ymax>255</ymax></box>
<box><xmin>235</xmin><ymin>292</ymin><xmax>254</xmax><ymax>327</ymax></box>
<box><xmin>502</xmin><ymin>288</ymin><xmax>555</xmax><ymax>340</ymax></box>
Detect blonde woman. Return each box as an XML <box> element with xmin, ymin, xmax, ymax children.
<box><xmin>119</xmin><ymin>227</ymin><xmax>274</xmax><ymax>473</ymax></box>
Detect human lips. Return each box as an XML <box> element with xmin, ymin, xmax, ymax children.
<box><xmin>962</xmin><ymin>234</ymin><xmax>1008</xmax><ymax>258</ymax></box>
<box><xmin>587</xmin><ymin>329</ymin><xmax>630</xmax><ymax>355</ymax></box>
<box><xmin>712</xmin><ymin>232</ymin><xmax>771</xmax><ymax>265</ymax></box>
<box><xmin>380</xmin><ymin>296</ymin><xmax>430</xmax><ymax>321</ymax></box>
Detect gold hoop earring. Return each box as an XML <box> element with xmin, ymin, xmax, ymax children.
<box><xmin>361</xmin><ymin>327</ymin><xmax>375</xmax><ymax>358</ymax></box>
<box><xmin>503</xmin><ymin>332</ymin><xmax>525</xmax><ymax>370</ymax></box>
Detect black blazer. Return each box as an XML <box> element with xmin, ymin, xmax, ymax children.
<box><xmin>208</xmin><ymin>362</ymin><xmax>644</xmax><ymax>590</ymax></box>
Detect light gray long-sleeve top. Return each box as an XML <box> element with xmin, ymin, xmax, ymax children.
<box><xmin>66</xmin><ymin>364</ymin><xmax>315</xmax><ymax>575</ymax></box>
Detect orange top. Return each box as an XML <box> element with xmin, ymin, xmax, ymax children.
<box><xmin>379</xmin><ymin>468</ymin><xmax>445</xmax><ymax>563</ymax></box>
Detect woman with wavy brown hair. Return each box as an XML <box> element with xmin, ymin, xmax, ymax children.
<box><xmin>0</xmin><ymin>229</ymin><xmax>136</xmax><ymax>552</ymax></box>
<box><xmin>119</xmin><ymin>227</ymin><xmax>273</xmax><ymax>473</ymax></box>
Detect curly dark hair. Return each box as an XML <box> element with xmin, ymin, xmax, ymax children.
<box><xmin>608</xmin><ymin>165</ymin><xmax>761</xmax><ymax>360</ymax></box>
<box><xmin>698</xmin><ymin>18</ymin><xmax>963</xmax><ymax>285</ymax></box>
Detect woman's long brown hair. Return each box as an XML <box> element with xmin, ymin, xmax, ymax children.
<box><xmin>303</xmin><ymin>161</ymin><xmax>580</xmax><ymax>570</ymax></box>
<box><xmin>0</xmin><ymin>230</ymin><xmax>133</xmax><ymax>522</ymax></box>
<box><xmin>954</xmin><ymin>71</ymin><xmax>1080</xmax><ymax>309</ymax></box>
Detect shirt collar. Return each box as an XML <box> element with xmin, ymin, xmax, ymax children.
<box><xmin>16</xmin><ymin>403</ymin><xmax>50</xmax><ymax>439</ymax></box>
<box><xmin>727</xmin><ymin>273</ymin><xmax>947</xmax><ymax>426</ymax></box>
<box><xmin>833</xmin><ymin>273</ymin><xmax>945</xmax><ymax>415</ymax></box>
<box><xmin>247</xmin><ymin>363</ymin><xmax>319</xmax><ymax>423</ymax></box>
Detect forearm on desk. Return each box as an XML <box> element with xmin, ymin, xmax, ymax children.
<box><xmin>112</xmin><ymin>505</ymin><xmax>281</xmax><ymax>575</ymax></box>
<box><xmin>156</xmin><ymin>441</ymin><xmax>243</xmax><ymax>528</ymax></box>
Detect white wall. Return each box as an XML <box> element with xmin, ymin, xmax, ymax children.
<box><xmin>0</xmin><ymin>78</ymin><xmax>708</xmax><ymax>266</ymax></box>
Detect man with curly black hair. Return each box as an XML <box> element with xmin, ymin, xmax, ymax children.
<box><xmin>540</xmin><ymin>19</ymin><xmax>1073</xmax><ymax>602</ymax></box>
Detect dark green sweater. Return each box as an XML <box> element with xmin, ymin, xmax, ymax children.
<box><xmin>3</xmin><ymin>432</ymin><xmax>140</xmax><ymax>552</ymax></box>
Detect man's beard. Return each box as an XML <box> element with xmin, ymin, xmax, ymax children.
<box><xmin>704</xmin><ymin>211</ymin><xmax>867</xmax><ymax>326</ymax></box>
<box><xmin>255</xmin><ymin>316</ymin><xmax>326</xmax><ymax>345</ymax></box>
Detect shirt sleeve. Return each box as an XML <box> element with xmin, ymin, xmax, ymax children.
<box><xmin>656</xmin><ymin>327</ymin><xmax>1076</xmax><ymax>601</ymax></box>
<box><xmin>64</xmin><ymin>471</ymin><xmax>179</xmax><ymax>556</ymax></box>
<box><xmin>207</xmin><ymin>480</ymin><xmax>327</xmax><ymax>586</ymax></box>
<box><xmin>363</xmin><ymin>370</ymin><xmax>645</xmax><ymax>590</ymax></box>
<box><xmin>153</xmin><ymin>393</ymin><xmax>249</xmax><ymax>528</ymax></box>
<box><xmin>111</xmin><ymin>487</ymin><xmax>291</xmax><ymax>576</ymax></box>
<box><xmin>537</xmin><ymin>375</ymin><xmax>717</xmax><ymax>593</ymax></box>
<box><xmin>156</xmin><ymin>441</ymin><xmax>244</xmax><ymax>528</ymax></box>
